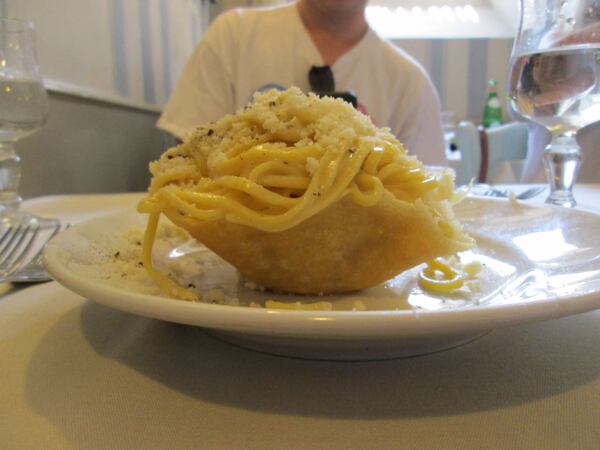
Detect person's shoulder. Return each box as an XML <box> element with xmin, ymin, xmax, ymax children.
<box><xmin>211</xmin><ymin>3</ymin><xmax>296</xmax><ymax>28</ymax></box>
<box><xmin>366</xmin><ymin>31</ymin><xmax>428</xmax><ymax>75</ymax></box>
<box><xmin>245</xmin><ymin>2</ymin><xmax>297</xmax><ymax>19</ymax></box>
<box><xmin>201</xmin><ymin>4</ymin><xmax>296</xmax><ymax>54</ymax></box>
<box><xmin>202</xmin><ymin>7</ymin><xmax>267</xmax><ymax>44</ymax></box>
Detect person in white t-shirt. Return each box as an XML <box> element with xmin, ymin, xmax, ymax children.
<box><xmin>157</xmin><ymin>0</ymin><xmax>446</xmax><ymax>165</ymax></box>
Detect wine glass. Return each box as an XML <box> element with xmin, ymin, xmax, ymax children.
<box><xmin>0</xmin><ymin>17</ymin><xmax>49</xmax><ymax>224</ymax></box>
<box><xmin>508</xmin><ymin>0</ymin><xmax>600</xmax><ymax>207</ymax></box>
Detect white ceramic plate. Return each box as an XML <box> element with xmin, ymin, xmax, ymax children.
<box><xmin>44</xmin><ymin>197</ymin><xmax>600</xmax><ymax>360</ymax></box>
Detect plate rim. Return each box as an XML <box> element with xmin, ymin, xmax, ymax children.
<box><xmin>43</xmin><ymin>198</ymin><xmax>600</xmax><ymax>339</ymax></box>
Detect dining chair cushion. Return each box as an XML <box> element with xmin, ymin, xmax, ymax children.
<box><xmin>454</xmin><ymin>121</ymin><xmax>481</xmax><ymax>185</ymax></box>
<box><xmin>454</xmin><ymin>121</ymin><xmax>529</xmax><ymax>185</ymax></box>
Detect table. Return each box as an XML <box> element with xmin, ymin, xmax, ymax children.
<box><xmin>1</xmin><ymin>186</ymin><xmax>598</xmax><ymax>449</ymax></box>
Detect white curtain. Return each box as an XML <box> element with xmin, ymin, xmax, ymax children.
<box><xmin>4</xmin><ymin>0</ymin><xmax>211</xmax><ymax>107</ymax></box>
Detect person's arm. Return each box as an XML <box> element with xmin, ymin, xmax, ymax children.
<box><xmin>392</xmin><ymin>71</ymin><xmax>446</xmax><ymax>166</ymax></box>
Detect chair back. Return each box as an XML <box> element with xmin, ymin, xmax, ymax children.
<box><xmin>453</xmin><ymin>121</ymin><xmax>481</xmax><ymax>185</ymax></box>
<box><xmin>454</xmin><ymin>121</ymin><xmax>529</xmax><ymax>185</ymax></box>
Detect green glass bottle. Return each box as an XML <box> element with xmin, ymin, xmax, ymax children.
<box><xmin>482</xmin><ymin>80</ymin><xmax>503</xmax><ymax>128</ymax></box>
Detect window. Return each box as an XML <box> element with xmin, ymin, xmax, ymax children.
<box><xmin>366</xmin><ymin>0</ymin><xmax>518</xmax><ymax>39</ymax></box>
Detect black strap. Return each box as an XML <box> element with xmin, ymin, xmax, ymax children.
<box><xmin>308</xmin><ymin>65</ymin><xmax>335</xmax><ymax>92</ymax></box>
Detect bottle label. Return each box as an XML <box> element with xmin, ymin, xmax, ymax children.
<box><xmin>487</xmin><ymin>97</ymin><xmax>501</xmax><ymax>108</ymax></box>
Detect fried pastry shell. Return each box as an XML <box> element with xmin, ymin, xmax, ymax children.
<box><xmin>162</xmin><ymin>191</ymin><xmax>473</xmax><ymax>295</ymax></box>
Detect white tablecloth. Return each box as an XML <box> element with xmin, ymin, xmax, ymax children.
<box><xmin>1</xmin><ymin>186</ymin><xmax>598</xmax><ymax>449</ymax></box>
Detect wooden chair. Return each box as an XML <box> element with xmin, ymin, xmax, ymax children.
<box><xmin>453</xmin><ymin>121</ymin><xmax>529</xmax><ymax>185</ymax></box>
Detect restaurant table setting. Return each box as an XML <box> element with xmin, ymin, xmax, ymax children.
<box><xmin>0</xmin><ymin>185</ymin><xmax>599</xmax><ymax>449</ymax></box>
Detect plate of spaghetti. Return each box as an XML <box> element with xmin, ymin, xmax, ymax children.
<box><xmin>137</xmin><ymin>88</ymin><xmax>474</xmax><ymax>299</ymax></box>
<box><xmin>44</xmin><ymin>88</ymin><xmax>600</xmax><ymax>360</ymax></box>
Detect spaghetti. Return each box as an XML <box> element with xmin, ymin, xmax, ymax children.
<box><xmin>137</xmin><ymin>87</ymin><xmax>474</xmax><ymax>300</ymax></box>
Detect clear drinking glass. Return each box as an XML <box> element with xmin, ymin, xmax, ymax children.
<box><xmin>0</xmin><ymin>17</ymin><xmax>49</xmax><ymax>224</ymax></box>
<box><xmin>508</xmin><ymin>0</ymin><xmax>600</xmax><ymax>207</ymax></box>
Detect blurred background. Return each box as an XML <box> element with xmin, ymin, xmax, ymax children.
<box><xmin>3</xmin><ymin>0</ymin><xmax>518</xmax><ymax>197</ymax></box>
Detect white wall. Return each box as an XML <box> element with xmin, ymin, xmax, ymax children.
<box><xmin>5</xmin><ymin>0</ymin><xmax>514</xmax><ymax>122</ymax></box>
<box><xmin>367</xmin><ymin>0</ymin><xmax>519</xmax><ymax>39</ymax></box>
<box><xmin>4</xmin><ymin>0</ymin><xmax>208</xmax><ymax>108</ymax></box>
<box><xmin>394</xmin><ymin>38</ymin><xmax>514</xmax><ymax>122</ymax></box>
<box><xmin>3</xmin><ymin>0</ymin><xmax>187</xmax><ymax>196</ymax></box>
<box><xmin>491</xmin><ymin>0</ymin><xmax>520</xmax><ymax>29</ymax></box>
<box><xmin>2</xmin><ymin>1</ymin><xmax>519</xmax><ymax>195</ymax></box>
<box><xmin>18</xmin><ymin>92</ymin><xmax>166</xmax><ymax>197</ymax></box>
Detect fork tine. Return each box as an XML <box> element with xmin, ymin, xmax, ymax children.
<box><xmin>24</xmin><ymin>221</ymin><xmax>61</xmax><ymax>266</ymax></box>
<box><xmin>516</xmin><ymin>186</ymin><xmax>545</xmax><ymax>200</ymax></box>
<box><xmin>2</xmin><ymin>225</ymin><xmax>31</xmax><ymax>266</ymax></box>
<box><xmin>6</xmin><ymin>221</ymin><xmax>68</xmax><ymax>283</ymax></box>
<box><xmin>0</xmin><ymin>225</ymin><xmax>17</xmax><ymax>247</ymax></box>
<box><xmin>0</xmin><ymin>225</ymin><xmax>25</xmax><ymax>265</ymax></box>
<box><xmin>0</xmin><ymin>223</ymin><xmax>40</xmax><ymax>276</ymax></box>
<box><xmin>15</xmin><ymin>226</ymin><xmax>40</xmax><ymax>268</ymax></box>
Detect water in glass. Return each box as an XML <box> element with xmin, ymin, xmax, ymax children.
<box><xmin>508</xmin><ymin>1</ymin><xmax>600</xmax><ymax>207</ymax></box>
<box><xmin>0</xmin><ymin>78</ymin><xmax>48</xmax><ymax>141</ymax></box>
<box><xmin>0</xmin><ymin>18</ymin><xmax>49</xmax><ymax>222</ymax></box>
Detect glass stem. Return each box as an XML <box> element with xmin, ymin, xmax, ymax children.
<box><xmin>543</xmin><ymin>133</ymin><xmax>581</xmax><ymax>208</ymax></box>
<box><xmin>0</xmin><ymin>142</ymin><xmax>22</xmax><ymax>216</ymax></box>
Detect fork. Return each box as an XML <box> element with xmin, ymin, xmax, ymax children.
<box><xmin>0</xmin><ymin>222</ymin><xmax>42</xmax><ymax>281</ymax></box>
<box><xmin>6</xmin><ymin>221</ymin><xmax>65</xmax><ymax>283</ymax></box>
<box><xmin>514</xmin><ymin>186</ymin><xmax>546</xmax><ymax>200</ymax></box>
<box><xmin>475</xmin><ymin>185</ymin><xmax>545</xmax><ymax>200</ymax></box>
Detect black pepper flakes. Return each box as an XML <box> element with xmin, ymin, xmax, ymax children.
<box><xmin>137</xmin><ymin>261</ymin><xmax>144</xmax><ymax>268</ymax></box>
<box><xmin>114</xmin><ymin>251</ymin><xmax>120</xmax><ymax>258</ymax></box>
<box><xmin>348</xmin><ymin>148</ymin><xmax>356</xmax><ymax>154</ymax></box>
<box><xmin>207</xmin><ymin>129</ymin><xmax>214</xmax><ymax>136</ymax></box>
